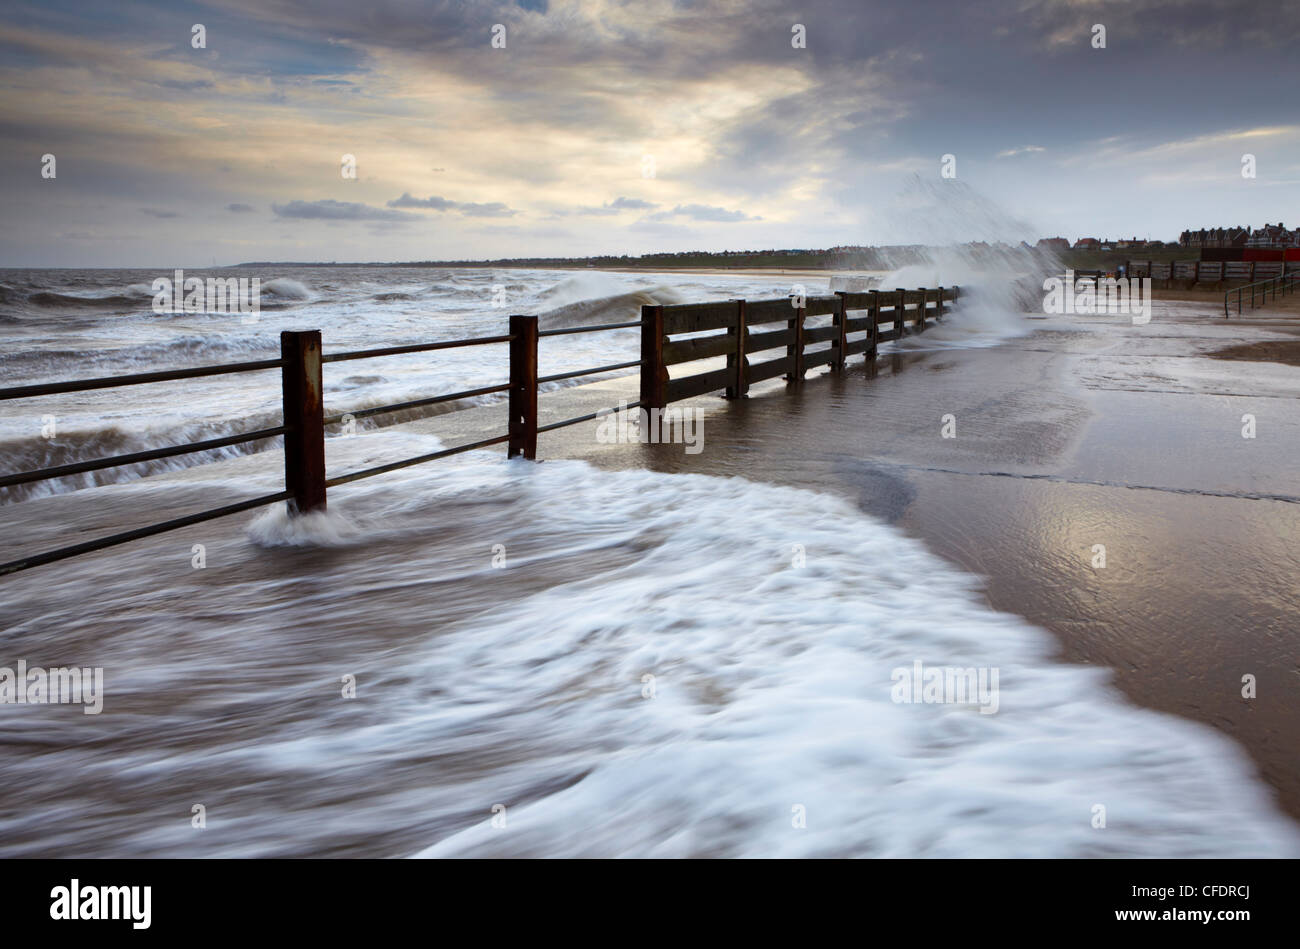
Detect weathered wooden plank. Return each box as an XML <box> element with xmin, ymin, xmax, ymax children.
<box><xmin>667</xmin><ymin>365</ymin><xmax>732</xmax><ymax>401</ymax></box>
<box><xmin>747</xmin><ymin>327</ymin><xmax>794</xmax><ymax>354</ymax></box>
<box><xmin>640</xmin><ymin>304</ymin><xmax>666</xmax><ymax>410</ymax></box>
<box><xmin>803</xmin><ymin>325</ymin><xmax>839</xmax><ymax>344</ymax></box>
<box><xmin>843</xmin><ymin>337</ymin><xmax>870</xmax><ymax>357</ymax></box>
<box><xmin>844</xmin><ymin>316</ymin><xmax>872</xmax><ymax>333</ymax></box>
<box><xmin>803</xmin><ymin>348</ymin><xmax>837</xmax><ymax>369</ymax></box>
<box><xmin>726</xmin><ymin>300</ymin><xmax>747</xmax><ymax>398</ymax></box>
<box><xmin>747</xmin><ymin>354</ymin><xmax>791</xmax><ymax>383</ymax></box>
<box><xmin>802</xmin><ymin>296</ymin><xmax>840</xmax><ymax>316</ymax></box>
<box><xmin>662</xmin><ymin>332</ymin><xmax>735</xmax><ymax>366</ymax></box>
<box><xmin>281</xmin><ymin>330</ymin><xmax>327</xmax><ymax>514</ymax></box>
<box><xmin>836</xmin><ymin>291</ymin><xmax>876</xmax><ymax>309</ymax></box>
<box><xmin>662</xmin><ymin>300</ymin><xmax>739</xmax><ymax>334</ymax></box>
<box><xmin>507</xmin><ymin>315</ymin><xmax>539</xmax><ymax>460</ymax></box>
<box><xmin>744</xmin><ymin>298</ymin><xmax>796</xmax><ymax>326</ymax></box>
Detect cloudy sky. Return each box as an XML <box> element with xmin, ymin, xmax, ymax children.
<box><xmin>2</xmin><ymin>0</ymin><xmax>1297</xmax><ymax>267</ymax></box>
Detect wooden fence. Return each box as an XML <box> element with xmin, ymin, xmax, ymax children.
<box><xmin>1128</xmin><ymin>259</ymin><xmax>1299</xmax><ymax>282</ymax></box>
<box><xmin>0</xmin><ymin>286</ymin><xmax>958</xmax><ymax>576</ymax></box>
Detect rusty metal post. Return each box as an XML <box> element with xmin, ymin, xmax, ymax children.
<box><xmin>281</xmin><ymin>330</ymin><xmax>326</xmax><ymax>514</ymax></box>
<box><xmin>640</xmin><ymin>304</ymin><xmax>666</xmax><ymax>411</ymax></box>
<box><xmin>726</xmin><ymin>299</ymin><xmax>748</xmax><ymax>398</ymax></box>
<box><xmin>508</xmin><ymin>314</ymin><xmax>538</xmax><ymax>460</ymax></box>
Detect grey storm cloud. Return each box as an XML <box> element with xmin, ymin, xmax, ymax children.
<box><xmin>387</xmin><ymin>194</ymin><xmax>518</xmax><ymax>217</ymax></box>
<box><xmin>272</xmin><ymin>199</ymin><xmax>417</xmax><ymax>222</ymax></box>
<box><xmin>457</xmin><ymin>202</ymin><xmax>517</xmax><ymax>218</ymax></box>
<box><xmin>650</xmin><ymin>204</ymin><xmax>759</xmax><ymax>223</ymax></box>
<box><xmin>387</xmin><ymin>193</ymin><xmax>459</xmax><ymax>211</ymax></box>
<box><xmin>575</xmin><ymin>197</ymin><xmax>660</xmax><ymax>216</ymax></box>
<box><xmin>607</xmin><ymin>197</ymin><xmax>658</xmax><ymax>210</ymax></box>
<box><xmin>227</xmin><ymin>203</ymin><xmax>256</xmax><ymax>213</ymax></box>
<box><xmin>139</xmin><ymin>208</ymin><xmax>179</xmax><ymax>218</ymax></box>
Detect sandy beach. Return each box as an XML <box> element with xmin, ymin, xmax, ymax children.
<box><xmin>437</xmin><ymin>296</ymin><xmax>1300</xmax><ymax>819</ymax></box>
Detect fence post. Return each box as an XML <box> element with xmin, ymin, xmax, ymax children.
<box><xmin>508</xmin><ymin>314</ymin><xmax>538</xmax><ymax>460</ymax></box>
<box><xmin>726</xmin><ymin>299</ymin><xmax>748</xmax><ymax>398</ymax></box>
<box><xmin>936</xmin><ymin>286</ymin><xmax>945</xmax><ymax>321</ymax></box>
<box><xmin>281</xmin><ymin>330</ymin><xmax>326</xmax><ymax>515</ymax></box>
<box><xmin>833</xmin><ymin>292</ymin><xmax>847</xmax><ymax>371</ymax></box>
<box><xmin>915</xmin><ymin>289</ymin><xmax>927</xmax><ymax>332</ymax></box>
<box><xmin>867</xmin><ymin>289</ymin><xmax>880</xmax><ymax>364</ymax></box>
<box><xmin>785</xmin><ymin>297</ymin><xmax>806</xmax><ymax>384</ymax></box>
<box><xmin>640</xmin><ymin>304</ymin><xmax>666</xmax><ymax>411</ymax></box>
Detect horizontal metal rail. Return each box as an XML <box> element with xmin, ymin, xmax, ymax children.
<box><xmin>537</xmin><ymin>320</ymin><xmax>643</xmax><ymax>337</ymax></box>
<box><xmin>536</xmin><ymin>400</ymin><xmax>643</xmax><ymax>434</ymax></box>
<box><xmin>0</xmin><ymin>425</ymin><xmax>289</xmax><ymax>490</ymax></box>
<box><xmin>325</xmin><ymin>433</ymin><xmax>512</xmax><ymax>487</ymax></box>
<box><xmin>0</xmin><ymin>490</ymin><xmax>292</xmax><ymax>577</ymax></box>
<box><xmin>322</xmin><ymin>383</ymin><xmax>511</xmax><ymax>426</ymax></box>
<box><xmin>0</xmin><ymin>358</ymin><xmax>285</xmax><ymax>401</ymax></box>
<box><xmin>537</xmin><ymin>359</ymin><xmax>642</xmax><ymax>385</ymax></box>
<box><xmin>1225</xmin><ymin>272</ymin><xmax>1299</xmax><ymax>318</ymax></box>
<box><xmin>322</xmin><ymin>334</ymin><xmax>514</xmax><ymax>363</ymax></box>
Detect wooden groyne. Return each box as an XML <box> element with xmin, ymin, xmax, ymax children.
<box><xmin>0</xmin><ymin>286</ymin><xmax>959</xmax><ymax>575</ymax></box>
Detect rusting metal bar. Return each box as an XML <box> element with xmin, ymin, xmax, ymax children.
<box><xmin>537</xmin><ymin>320</ymin><xmax>642</xmax><ymax>337</ymax></box>
<box><xmin>536</xmin><ymin>400</ymin><xmax>644</xmax><ymax>435</ymax></box>
<box><xmin>0</xmin><ymin>490</ymin><xmax>291</xmax><ymax>577</ymax></box>
<box><xmin>281</xmin><ymin>330</ymin><xmax>327</xmax><ymax>514</ymax></box>
<box><xmin>325</xmin><ymin>434</ymin><xmax>511</xmax><ymax>487</ymax></box>
<box><xmin>322</xmin><ymin>383</ymin><xmax>511</xmax><ymax>426</ymax></box>
<box><xmin>0</xmin><ymin>358</ymin><xmax>284</xmax><ymax>402</ymax></box>
<box><xmin>725</xmin><ymin>300</ymin><xmax>748</xmax><ymax>397</ymax></box>
<box><xmin>508</xmin><ymin>315</ymin><xmax>539</xmax><ymax>460</ymax></box>
<box><xmin>640</xmin><ymin>304</ymin><xmax>667</xmax><ymax>411</ymax></box>
<box><xmin>322</xmin><ymin>335</ymin><xmax>514</xmax><ymax>364</ymax></box>
<box><xmin>537</xmin><ymin>359</ymin><xmax>642</xmax><ymax>385</ymax></box>
<box><xmin>0</xmin><ymin>425</ymin><xmax>288</xmax><ymax>490</ymax></box>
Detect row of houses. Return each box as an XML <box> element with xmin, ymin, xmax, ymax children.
<box><xmin>1178</xmin><ymin>223</ymin><xmax>1299</xmax><ymax>249</ymax></box>
<box><xmin>1035</xmin><ymin>237</ymin><xmax>1172</xmax><ymax>252</ymax></box>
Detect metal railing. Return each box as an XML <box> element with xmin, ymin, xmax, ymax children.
<box><xmin>0</xmin><ymin>319</ymin><xmax>642</xmax><ymax>576</ymax></box>
<box><xmin>1225</xmin><ymin>272</ymin><xmax>1300</xmax><ymax>318</ymax></box>
<box><xmin>0</xmin><ymin>288</ymin><xmax>961</xmax><ymax>576</ymax></box>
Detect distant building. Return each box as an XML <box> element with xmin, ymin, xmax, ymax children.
<box><xmin>1036</xmin><ymin>237</ymin><xmax>1070</xmax><ymax>251</ymax></box>
<box><xmin>1179</xmin><ymin>226</ymin><xmax>1249</xmax><ymax>249</ymax></box>
<box><xmin>1245</xmin><ymin>222</ymin><xmax>1298</xmax><ymax>248</ymax></box>
<box><xmin>1073</xmin><ymin>237</ymin><xmax>1100</xmax><ymax>250</ymax></box>
<box><xmin>1116</xmin><ymin>236</ymin><xmax>1147</xmax><ymax>248</ymax></box>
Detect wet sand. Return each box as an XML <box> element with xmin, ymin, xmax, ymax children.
<box><xmin>521</xmin><ymin>302</ymin><xmax>1300</xmax><ymax>820</ymax></box>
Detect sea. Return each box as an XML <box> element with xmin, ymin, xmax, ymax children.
<box><xmin>0</xmin><ymin>264</ymin><xmax>1295</xmax><ymax>857</ymax></box>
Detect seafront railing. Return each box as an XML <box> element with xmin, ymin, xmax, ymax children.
<box><xmin>0</xmin><ymin>286</ymin><xmax>958</xmax><ymax>576</ymax></box>
<box><xmin>1222</xmin><ymin>272</ymin><xmax>1300</xmax><ymax>318</ymax></box>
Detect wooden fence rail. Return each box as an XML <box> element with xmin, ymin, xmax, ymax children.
<box><xmin>642</xmin><ymin>287</ymin><xmax>959</xmax><ymax>409</ymax></box>
<box><xmin>0</xmin><ymin>285</ymin><xmax>959</xmax><ymax>576</ymax></box>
